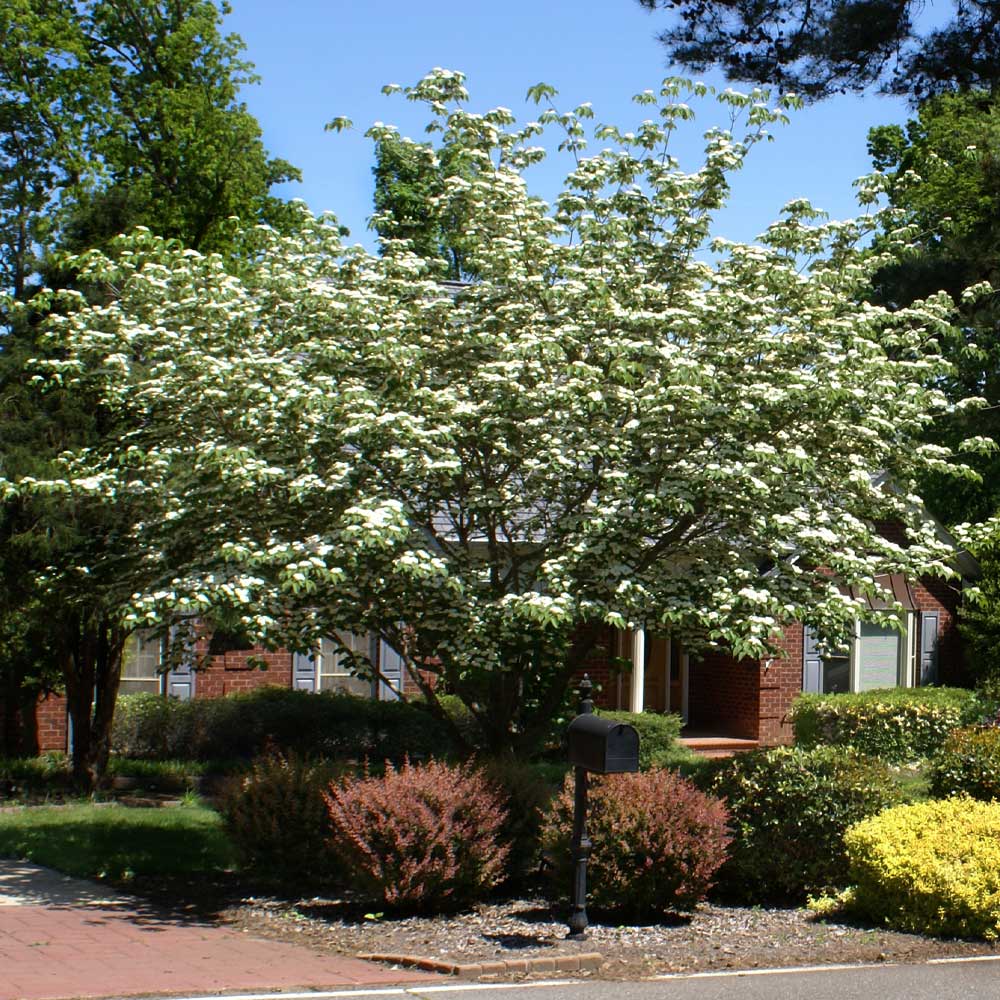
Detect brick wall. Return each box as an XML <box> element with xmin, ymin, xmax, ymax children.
<box><xmin>192</xmin><ymin>646</ymin><xmax>294</xmax><ymax>698</ymax></box>
<box><xmin>36</xmin><ymin>694</ymin><xmax>68</xmax><ymax>753</ymax></box>
<box><xmin>584</xmin><ymin>626</ymin><xmax>627</xmax><ymax>710</ymax></box>
<box><xmin>759</xmin><ymin>625</ymin><xmax>805</xmax><ymax>745</ymax></box>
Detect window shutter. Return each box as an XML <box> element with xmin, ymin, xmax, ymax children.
<box><xmin>920</xmin><ymin>613</ymin><xmax>940</xmax><ymax>685</ymax></box>
<box><xmin>802</xmin><ymin>626</ymin><xmax>823</xmax><ymax>694</ymax></box>
<box><xmin>378</xmin><ymin>639</ymin><xmax>403</xmax><ymax>701</ymax></box>
<box><xmin>292</xmin><ymin>650</ymin><xmax>318</xmax><ymax>691</ymax></box>
<box><xmin>166</xmin><ymin>627</ymin><xmax>196</xmax><ymax>701</ymax></box>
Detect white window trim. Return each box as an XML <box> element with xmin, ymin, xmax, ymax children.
<box><xmin>120</xmin><ymin>631</ymin><xmax>166</xmax><ymax>695</ymax></box>
<box><xmin>848</xmin><ymin>613</ymin><xmax>917</xmax><ymax>692</ymax></box>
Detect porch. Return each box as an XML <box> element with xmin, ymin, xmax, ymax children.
<box><xmin>678</xmin><ymin>727</ymin><xmax>760</xmax><ymax>758</ymax></box>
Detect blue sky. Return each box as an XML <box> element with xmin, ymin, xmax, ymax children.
<box><xmin>225</xmin><ymin>0</ymin><xmax>914</xmax><ymax>251</ymax></box>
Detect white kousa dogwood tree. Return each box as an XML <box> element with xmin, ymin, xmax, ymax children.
<box><xmin>11</xmin><ymin>70</ymin><xmax>984</xmax><ymax>754</ymax></box>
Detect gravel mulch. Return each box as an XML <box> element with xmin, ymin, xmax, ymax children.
<box><xmin>122</xmin><ymin>875</ymin><xmax>1000</xmax><ymax>981</ymax></box>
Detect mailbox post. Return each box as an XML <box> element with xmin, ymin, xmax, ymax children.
<box><xmin>567</xmin><ymin>676</ymin><xmax>594</xmax><ymax>938</ymax></box>
<box><xmin>565</xmin><ymin>674</ymin><xmax>639</xmax><ymax>938</ymax></box>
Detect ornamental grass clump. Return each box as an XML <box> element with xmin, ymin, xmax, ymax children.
<box><xmin>324</xmin><ymin>758</ymin><xmax>509</xmax><ymax>911</ymax></box>
<box><xmin>845</xmin><ymin>797</ymin><xmax>1000</xmax><ymax>939</ymax></box>
<box><xmin>929</xmin><ymin>725</ymin><xmax>1000</xmax><ymax>800</ymax></box>
<box><xmin>701</xmin><ymin>746</ymin><xmax>900</xmax><ymax>901</ymax></box>
<box><xmin>541</xmin><ymin>769</ymin><xmax>730</xmax><ymax>918</ymax></box>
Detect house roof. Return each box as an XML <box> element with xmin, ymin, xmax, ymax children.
<box><xmin>840</xmin><ymin>573</ymin><xmax>918</xmax><ymax>612</ymax></box>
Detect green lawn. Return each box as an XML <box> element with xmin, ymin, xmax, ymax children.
<box><xmin>891</xmin><ymin>764</ymin><xmax>932</xmax><ymax>803</ymax></box>
<box><xmin>0</xmin><ymin>801</ymin><xmax>238</xmax><ymax>880</ymax></box>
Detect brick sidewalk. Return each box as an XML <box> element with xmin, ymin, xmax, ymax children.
<box><xmin>0</xmin><ymin>860</ymin><xmax>436</xmax><ymax>1000</ymax></box>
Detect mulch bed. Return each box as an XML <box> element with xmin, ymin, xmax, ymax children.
<box><xmin>120</xmin><ymin>874</ymin><xmax>1000</xmax><ymax>980</ymax></box>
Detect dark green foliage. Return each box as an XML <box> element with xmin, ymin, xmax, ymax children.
<box><xmin>637</xmin><ymin>0</ymin><xmax>1000</xmax><ymax>102</ymax></box>
<box><xmin>478</xmin><ymin>756</ymin><xmax>559</xmax><ymax>887</ymax></box>
<box><xmin>1</xmin><ymin>0</ymin><xmax>299</xmax><ymax>303</ymax></box>
<box><xmin>371</xmin><ymin>134</ymin><xmax>474</xmax><ymax>280</ymax></box>
<box><xmin>219</xmin><ymin>750</ymin><xmax>345</xmax><ymax>881</ymax></box>
<box><xmin>111</xmin><ymin>689</ymin><xmax>459</xmax><ymax>763</ymax></box>
<box><xmin>699</xmin><ymin>746</ymin><xmax>901</xmax><ymax>901</ymax></box>
<box><xmin>597</xmin><ymin>709</ymin><xmax>695</xmax><ymax>770</ymax></box>
<box><xmin>958</xmin><ymin>544</ymin><xmax>1000</xmax><ymax>698</ymax></box>
<box><xmin>434</xmin><ymin>692</ymin><xmax>487</xmax><ymax>749</ymax></box>
<box><xmin>929</xmin><ymin>726</ymin><xmax>1000</xmax><ymax>801</ymax></box>
<box><xmin>792</xmin><ymin>687</ymin><xmax>983</xmax><ymax>763</ymax></box>
<box><xmin>866</xmin><ymin>91</ymin><xmax>1000</xmax><ymax>527</ymax></box>
<box><xmin>542</xmin><ymin>769</ymin><xmax>731</xmax><ymax>917</ymax></box>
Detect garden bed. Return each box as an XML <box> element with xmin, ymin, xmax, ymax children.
<box><xmin>121</xmin><ymin>874</ymin><xmax>1000</xmax><ymax>980</ymax></box>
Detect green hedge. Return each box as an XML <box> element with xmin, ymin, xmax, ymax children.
<box><xmin>698</xmin><ymin>745</ymin><xmax>901</xmax><ymax>901</ymax></box>
<box><xmin>791</xmin><ymin>687</ymin><xmax>983</xmax><ymax>763</ymax></box>
<box><xmin>929</xmin><ymin>726</ymin><xmax>1000</xmax><ymax>801</ymax></box>
<box><xmin>112</xmin><ymin>688</ymin><xmax>458</xmax><ymax>763</ymax></box>
<box><xmin>597</xmin><ymin>710</ymin><xmax>696</xmax><ymax>770</ymax></box>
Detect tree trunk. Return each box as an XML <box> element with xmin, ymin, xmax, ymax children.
<box><xmin>62</xmin><ymin>612</ymin><xmax>126</xmax><ymax>791</ymax></box>
<box><xmin>0</xmin><ymin>664</ymin><xmax>40</xmax><ymax>757</ymax></box>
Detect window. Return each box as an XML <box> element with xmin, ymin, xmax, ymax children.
<box><xmin>318</xmin><ymin>633</ymin><xmax>375</xmax><ymax>697</ymax></box>
<box><xmin>856</xmin><ymin>620</ymin><xmax>909</xmax><ymax>691</ymax></box>
<box><xmin>804</xmin><ymin>612</ymin><xmax>924</xmax><ymax>694</ymax></box>
<box><xmin>803</xmin><ymin>574</ymin><xmax>937</xmax><ymax>695</ymax></box>
<box><xmin>120</xmin><ymin>631</ymin><xmax>164</xmax><ymax>695</ymax></box>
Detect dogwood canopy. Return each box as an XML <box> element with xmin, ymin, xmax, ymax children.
<box><xmin>17</xmin><ymin>71</ymin><xmax>980</xmax><ymax>751</ymax></box>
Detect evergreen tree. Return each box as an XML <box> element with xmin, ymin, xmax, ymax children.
<box><xmin>637</xmin><ymin>0</ymin><xmax>1000</xmax><ymax>102</ymax></box>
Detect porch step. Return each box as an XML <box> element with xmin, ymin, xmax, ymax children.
<box><xmin>679</xmin><ymin>736</ymin><xmax>760</xmax><ymax>758</ymax></box>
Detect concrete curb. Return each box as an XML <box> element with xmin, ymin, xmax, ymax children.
<box><xmin>358</xmin><ymin>951</ymin><xmax>604</xmax><ymax>977</ymax></box>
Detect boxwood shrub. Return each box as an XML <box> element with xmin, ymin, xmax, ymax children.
<box><xmin>219</xmin><ymin>749</ymin><xmax>347</xmax><ymax>881</ymax></box>
<box><xmin>698</xmin><ymin>745</ymin><xmax>900</xmax><ymax>901</ymax></box>
<box><xmin>791</xmin><ymin>687</ymin><xmax>982</xmax><ymax>763</ymax></box>
<box><xmin>596</xmin><ymin>710</ymin><xmax>696</xmax><ymax>770</ymax></box>
<box><xmin>929</xmin><ymin>725</ymin><xmax>1000</xmax><ymax>801</ymax></box>
<box><xmin>112</xmin><ymin>688</ymin><xmax>458</xmax><ymax>763</ymax></box>
<box><xmin>845</xmin><ymin>797</ymin><xmax>1000</xmax><ymax>939</ymax></box>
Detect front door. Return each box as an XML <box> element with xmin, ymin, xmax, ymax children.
<box><xmin>641</xmin><ymin>635</ymin><xmax>687</xmax><ymax>719</ymax></box>
<box><xmin>643</xmin><ymin>636</ymin><xmax>668</xmax><ymax>712</ymax></box>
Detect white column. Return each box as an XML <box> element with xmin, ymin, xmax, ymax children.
<box><xmin>681</xmin><ymin>651</ymin><xmax>690</xmax><ymax>724</ymax></box>
<box><xmin>630</xmin><ymin>627</ymin><xmax>645</xmax><ymax>713</ymax></box>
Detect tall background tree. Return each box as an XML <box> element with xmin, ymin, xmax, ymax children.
<box><xmin>868</xmin><ymin>90</ymin><xmax>1000</xmax><ymax>526</ymax></box>
<box><xmin>866</xmin><ymin>90</ymin><xmax>1000</xmax><ymax>689</ymax></box>
<box><xmin>369</xmin><ymin>133</ymin><xmax>476</xmax><ymax>280</ymax></box>
<box><xmin>636</xmin><ymin>0</ymin><xmax>1000</xmax><ymax>102</ymax></box>
<box><xmin>0</xmin><ymin>0</ymin><xmax>299</xmax><ymax>785</ymax></box>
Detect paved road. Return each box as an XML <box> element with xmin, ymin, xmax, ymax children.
<box><xmin>123</xmin><ymin>961</ymin><xmax>1000</xmax><ymax>1000</ymax></box>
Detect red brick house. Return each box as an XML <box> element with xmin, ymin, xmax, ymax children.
<box><xmin>16</xmin><ymin>543</ymin><xmax>977</xmax><ymax>755</ymax></box>
<box><xmin>27</xmin><ymin>632</ymin><xmax>409</xmax><ymax>753</ymax></box>
<box><xmin>584</xmin><ymin>567</ymin><xmax>969</xmax><ymax>748</ymax></box>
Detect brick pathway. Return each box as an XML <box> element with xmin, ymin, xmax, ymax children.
<box><xmin>0</xmin><ymin>860</ymin><xmax>436</xmax><ymax>1000</ymax></box>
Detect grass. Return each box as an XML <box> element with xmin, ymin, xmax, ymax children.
<box><xmin>891</xmin><ymin>764</ymin><xmax>932</xmax><ymax>803</ymax></box>
<box><xmin>0</xmin><ymin>801</ymin><xmax>238</xmax><ymax>880</ymax></box>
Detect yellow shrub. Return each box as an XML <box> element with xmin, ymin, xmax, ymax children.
<box><xmin>844</xmin><ymin>797</ymin><xmax>1000</xmax><ymax>939</ymax></box>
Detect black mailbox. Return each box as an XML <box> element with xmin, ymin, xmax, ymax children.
<box><xmin>567</xmin><ymin>715</ymin><xmax>640</xmax><ymax>774</ymax></box>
